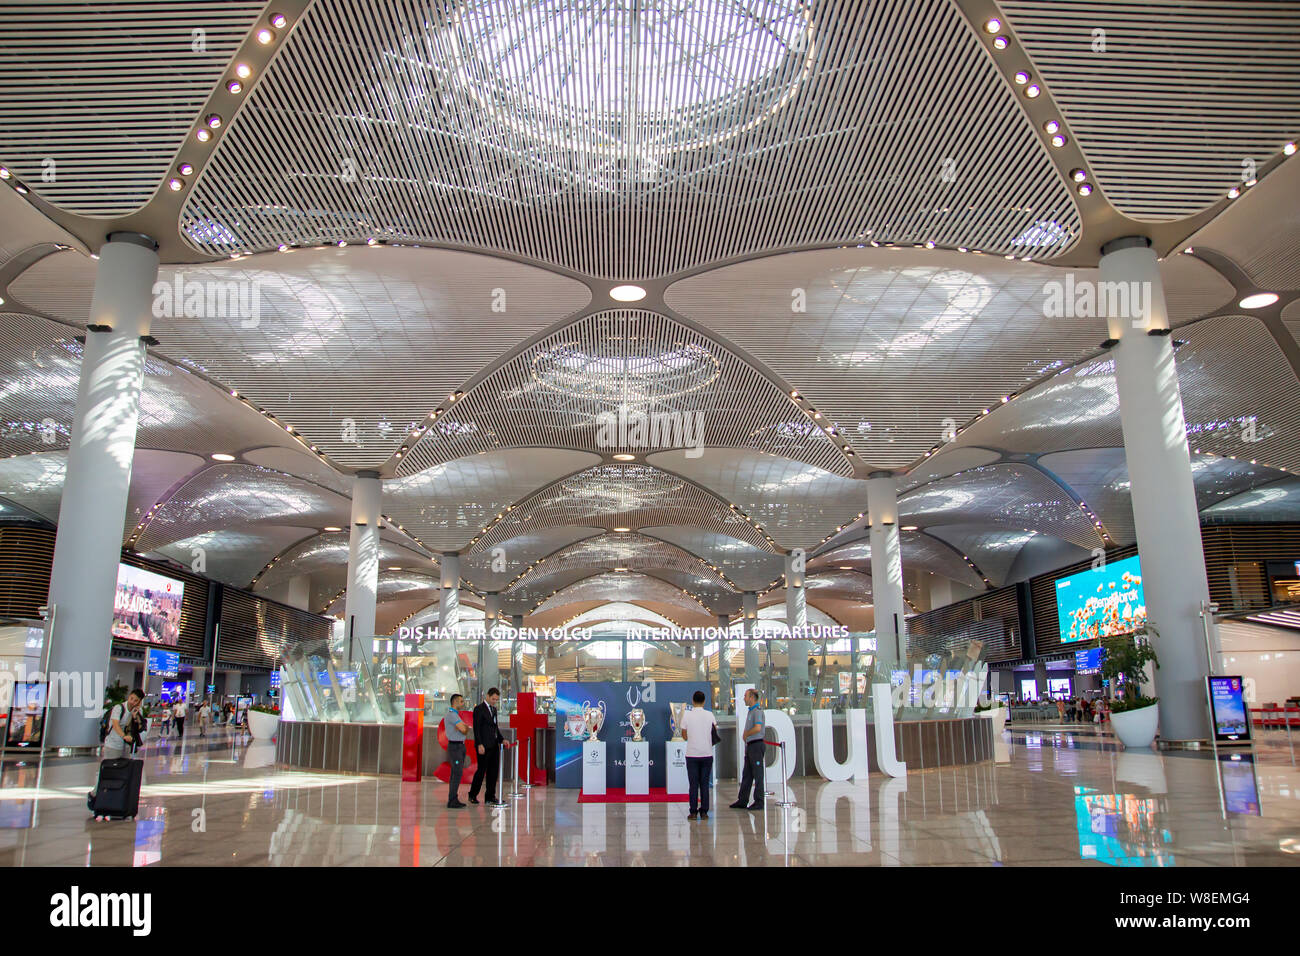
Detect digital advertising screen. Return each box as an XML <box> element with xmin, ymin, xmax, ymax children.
<box><xmin>5</xmin><ymin>682</ymin><xmax>47</xmax><ymax>748</ymax></box>
<box><xmin>554</xmin><ymin>681</ymin><xmax>709</xmax><ymax>789</ymax></box>
<box><xmin>112</xmin><ymin>563</ymin><xmax>184</xmax><ymax>647</ymax></box>
<box><xmin>1055</xmin><ymin>554</ymin><xmax>1146</xmax><ymax>644</ymax></box>
<box><xmin>1208</xmin><ymin>675</ymin><xmax>1251</xmax><ymax>742</ymax></box>
<box><xmin>160</xmin><ymin>680</ymin><xmax>187</xmax><ymax>701</ymax></box>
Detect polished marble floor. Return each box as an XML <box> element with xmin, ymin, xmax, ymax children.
<box><xmin>2</xmin><ymin>724</ymin><xmax>1298</xmax><ymax>866</ymax></box>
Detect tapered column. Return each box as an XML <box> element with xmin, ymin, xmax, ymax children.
<box><xmin>742</xmin><ymin>590</ymin><xmax>760</xmax><ymax>680</ymax></box>
<box><xmin>786</xmin><ymin>553</ymin><xmax>811</xmax><ymax>714</ymax></box>
<box><xmin>344</xmin><ymin>472</ymin><xmax>381</xmax><ymax>664</ymax></box>
<box><xmin>1101</xmin><ymin>236</ymin><xmax>1216</xmax><ymax>741</ymax></box>
<box><xmin>868</xmin><ymin>474</ymin><xmax>906</xmax><ymax>676</ymax></box>
<box><xmin>45</xmin><ymin>233</ymin><xmax>158</xmax><ymax>749</ymax></box>
<box><xmin>439</xmin><ymin>553</ymin><xmax>461</xmax><ymax>634</ymax></box>
<box><xmin>484</xmin><ymin>592</ymin><xmax>502</xmax><ymax>634</ymax></box>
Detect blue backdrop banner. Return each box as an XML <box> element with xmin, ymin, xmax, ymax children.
<box><xmin>555</xmin><ymin>681</ymin><xmax>711</xmax><ymax>789</ymax></box>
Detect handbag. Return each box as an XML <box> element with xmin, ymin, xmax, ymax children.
<box><xmin>710</xmin><ymin>720</ymin><xmax>721</xmax><ymax>747</ymax></box>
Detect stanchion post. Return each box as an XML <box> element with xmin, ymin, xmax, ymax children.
<box><xmin>773</xmin><ymin>740</ymin><xmax>795</xmax><ymax>808</ymax></box>
<box><xmin>522</xmin><ymin>735</ymin><xmax>534</xmax><ymax>789</ymax></box>
<box><xmin>489</xmin><ymin>743</ymin><xmax>509</xmax><ymax>809</ymax></box>
<box><xmin>510</xmin><ymin>739</ymin><xmax>524</xmax><ymax>799</ymax></box>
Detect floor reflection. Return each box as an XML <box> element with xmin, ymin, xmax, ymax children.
<box><xmin>2</xmin><ymin>726</ymin><xmax>1299</xmax><ymax>866</ymax></box>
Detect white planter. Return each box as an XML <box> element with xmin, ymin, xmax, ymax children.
<box><xmin>1110</xmin><ymin>703</ymin><xmax>1159</xmax><ymax>749</ymax></box>
<box><xmin>978</xmin><ymin>706</ymin><xmax>1007</xmax><ymax>736</ymax></box>
<box><xmin>247</xmin><ymin>710</ymin><xmax>280</xmax><ymax>740</ymax></box>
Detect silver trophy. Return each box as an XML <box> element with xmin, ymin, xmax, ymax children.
<box><xmin>628</xmin><ymin>707</ymin><xmax>647</xmax><ymax>742</ymax></box>
<box><xmin>583</xmin><ymin>701</ymin><xmax>606</xmax><ymax>743</ymax></box>
<box><xmin>668</xmin><ymin>702</ymin><xmax>685</xmax><ymax>741</ymax></box>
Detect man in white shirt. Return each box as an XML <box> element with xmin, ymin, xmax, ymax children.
<box><xmin>678</xmin><ymin>690</ymin><xmax>717</xmax><ymax>820</ymax></box>
<box><xmin>172</xmin><ymin>697</ymin><xmax>187</xmax><ymax>737</ymax></box>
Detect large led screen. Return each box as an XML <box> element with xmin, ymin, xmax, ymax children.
<box><xmin>112</xmin><ymin>564</ymin><xmax>184</xmax><ymax>647</ymax></box>
<box><xmin>1055</xmin><ymin>554</ymin><xmax>1145</xmax><ymax>645</ymax></box>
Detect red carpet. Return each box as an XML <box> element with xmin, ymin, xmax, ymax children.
<box><xmin>577</xmin><ymin>787</ymin><xmax>688</xmax><ymax>804</ymax></box>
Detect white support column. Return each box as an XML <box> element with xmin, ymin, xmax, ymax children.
<box><xmin>45</xmin><ymin>233</ymin><xmax>159</xmax><ymax>749</ymax></box>
<box><xmin>439</xmin><ymin>553</ymin><xmax>461</xmax><ymax>635</ymax></box>
<box><xmin>742</xmin><ymin>591</ymin><xmax>760</xmax><ymax>690</ymax></box>
<box><xmin>868</xmin><ymin>474</ymin><xmax>906</xmax><ymax>676</ymax></box>
<box><xmin>1101</xmin><ymin>236</ymin><xmax>1216</xmax><ymax>741</ymax></box>
<box><xmin>786</xmin><ymin>552</ymin><xmax>811</xmax><ymax>714</ymax></box>
<box><xmin>484</xmin><ymin>592</ymin><xmax>502</xmax><ymax>634</ymax></box>
<box><xmin>344</xmin><ymin>472</ymin><xmax>381</xmax><ymax>664</ymax></box>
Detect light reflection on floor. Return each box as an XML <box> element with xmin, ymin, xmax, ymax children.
<box><xmin>1</xmin><ymin>725</ymin><xmax>1298</xmax><ymax>866</ymax></box>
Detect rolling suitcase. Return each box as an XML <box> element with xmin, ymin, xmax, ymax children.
<box><xmin>87</xmin><ymin>757</ymin><xmax>144</xmax><ymax>820</ymax></box>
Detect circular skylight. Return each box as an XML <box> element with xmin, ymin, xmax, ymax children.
<box><xmin>430</xmin><ymin>0</ymin><xmax>814</xmax><ymax>163</ymax></box>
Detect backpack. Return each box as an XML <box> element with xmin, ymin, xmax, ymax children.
<box><xmin>99</xmin><ymin>703</ymin><xmax>126</xmax><ymax>743</ymax></box>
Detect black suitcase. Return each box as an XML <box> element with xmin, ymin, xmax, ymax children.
<box><xmin>88</xmin><ymin>758</ymin><xmax>143</xmax><ymax>820</ymax></box>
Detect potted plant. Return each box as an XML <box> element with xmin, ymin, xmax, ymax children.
<box><xmin>975</xmin><ymin>700</ymin><xmax>1007</xmax><ymax>735</ymax></box>
<box><xmin>1100</xmin><ymin>626</ymin><xmax>1160</xmax><ymax>749</ymax></box>
<box><xmin>246</xmin><ymin>702</ymin><xmax>281</xmax><ymax>740</ymax></box>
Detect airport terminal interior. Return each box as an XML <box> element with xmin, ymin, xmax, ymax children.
<box><xmin>2</xmin><ymin>0</ymin><xmax>1300</xmax><ymax>868</ymax></box>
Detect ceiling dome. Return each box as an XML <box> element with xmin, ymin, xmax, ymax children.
<box><xmin>428</xmin><ymin>0</ymin><xmax>815</xmax><ymax>172</ymax></box>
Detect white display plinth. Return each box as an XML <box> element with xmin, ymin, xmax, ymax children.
<box><xmin>582</xmin><ymin>740</ymin><xmax>607</xmax><ymax>795</ymax></box>
<box><xmin>666</xmin><ymin>740</ymin><xmax>688</xmax><ymax>795</ymax></box>
<box><xmin>625</xmin><ymin>740</ymin><xmax>650</xmax><ymax>795</ymax></box>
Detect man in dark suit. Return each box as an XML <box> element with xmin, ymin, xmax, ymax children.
<box><xmin>468</xmin><ymin>687</ymin><xmax>504</xmax><ymax>804</ymax></box>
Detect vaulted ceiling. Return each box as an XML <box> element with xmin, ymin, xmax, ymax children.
<box><xmin>1</xmin><ymin>0</ymin><xmax>1298</xmax><ymax>634</ymax></box>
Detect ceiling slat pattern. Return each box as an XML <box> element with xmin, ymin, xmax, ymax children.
<box><xmin>178</xmin><ymin>0</ymin><xmax>1079</xmax><ymax>273</ymax></box>
<box><xmin>397</xmin><ymin>309</ymin><xmax>851</xmax><ymax>475</ymax></box>
<box><xmin>1000</xmin><ymin>0</ymin><xmax>1300</xmax><ymax>221</ymax></box>
<box><xmin>0</xmin><ymin>1</ymin><xmax>265</xmax><ymax>215</ymax></box>
<box><xmin>473</xmin><ymin>462</ymin><xmax>775</xmax><ymax>554</ymax></box>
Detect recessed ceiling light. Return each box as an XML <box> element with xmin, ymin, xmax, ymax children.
<box><xmin>609</xmin><ymin>284</ymin><xmax>646</xmax><ymax>302</ymax></box>
<box><xmin>178</xmin><ymin>162</ymin><xmax>193</xmax><ymax>175</ymax></box>
<box><xmin>1238</xmin><ymin>292</ymin><xmax>1279</xmax><ymax>309</ymax></box>
<box><xmin>196</xmin><ymin>128</ymin><xmax>212</xmax><ymax>143</ymax></box>
<box><xmin>323</xmin><ymin>526</ymin><xmax>342</xmax><ymax>532</ymax></box>
<box><xmin>1014</xmin><ymin>71</ymin><xmax>1029</xmax><ymax>85</ymax></box>
<box><xmin>235</xmin><ymin>63</ymin><xmax>252</xmax><ymax>80</ymax></box>
<box><xmin>1077</xmin><ymin>183</ymin><xmax>1093</xmax><ymax>197</ymax></box>
<box><xmin>1285</xmin><ymin>142</ymin><xmax>1297</xmax><ymax>156</ymax></box>
<box><xmin>613</xmin><ymin>527</ymin><xmax>631</xmax><ymax>533</ymax></box>
<box><xmin>227</xmin><ymin>80</ymin><xmax>243</xmax><ymax>94</ymax></box>
<box><xmin>613</xmin><ymin>453</ymin><xmax>636</xmax><ymax>461</ymax></box>
<box><xmin>1043</xmin><ymin>120</ymin><xmax>1060</xmax><ymax>134</ymax></box>
<box><xmin>270</xmin><ymin>12</ymin><xmax>287</xmax><ymax>28</ymax></box>
<box><xmin>984</xmin><ymin>17</ymin><xmax>1001</xmax><ymax>33</ymax></box>
<box><xmin>1025</xmin><ymin>84</ymin><xmax>1041</xmax><ymax>98</ymax></box>
<box><xmin>168</xmin><ymin>178</ymin><xmax>184</xmax><ymax>191</ymax></box>
<box><xmin>206</xmin><ymin>114</ymin><xmax>222</xmax><ymax>129</ymax></box>
<box><xmin>1050</xmin><ymin>134</ymin><xmax>1066</xmax><ymax>148</ymax></box>
<box><xmin>838</xmin><ymin>566</ymin><xmax>852</xmax><ymax>570</ymax></box>
<box><xmin>1070</xmin><ymin>168</ymin><xmax>1087</xmax><ymax>183</ymax></box>
<box><xmin>210</xmin><ymin>453</ymin><xmax>236</xmax><ymax>461</ymax></box>
<box><xmin>256</xmin><ymin>28</ymin><xmax>275</xmax><ymax>44</ymax></box>
<box><xmin>0</xmin><ymin>167</ymin><xmax>9</xmax><ymax>179</ymax></box>
<box><xmin>1227</xmin><ymin>186</ymin><xmax>1240</xmax><ymax>199</ymax></box>
<box><xmin>992</xmin><ymin>35</ymin><xmax>1008</xmax><ymax>50</ymax></box>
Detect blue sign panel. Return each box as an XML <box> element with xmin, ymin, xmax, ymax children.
<box><xmin>146</xmin><ymin>648</ymin><xmax>180</xmax><ymax>678</ymax></box>
<box><xmin>1074</xmin><ymin>647</ymin><xmax>1104</xmax><ymax>674</ymax></box>
<box><xmin>555</xmin><ymin>681</ymin><xmax>710</xmax><ymax>790</ymax></box>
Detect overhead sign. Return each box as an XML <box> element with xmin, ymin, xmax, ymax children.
<box><xmin>146</xmin><ymin>648</ymin><xmax>180</xmax><ymax>678</ymax></box>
